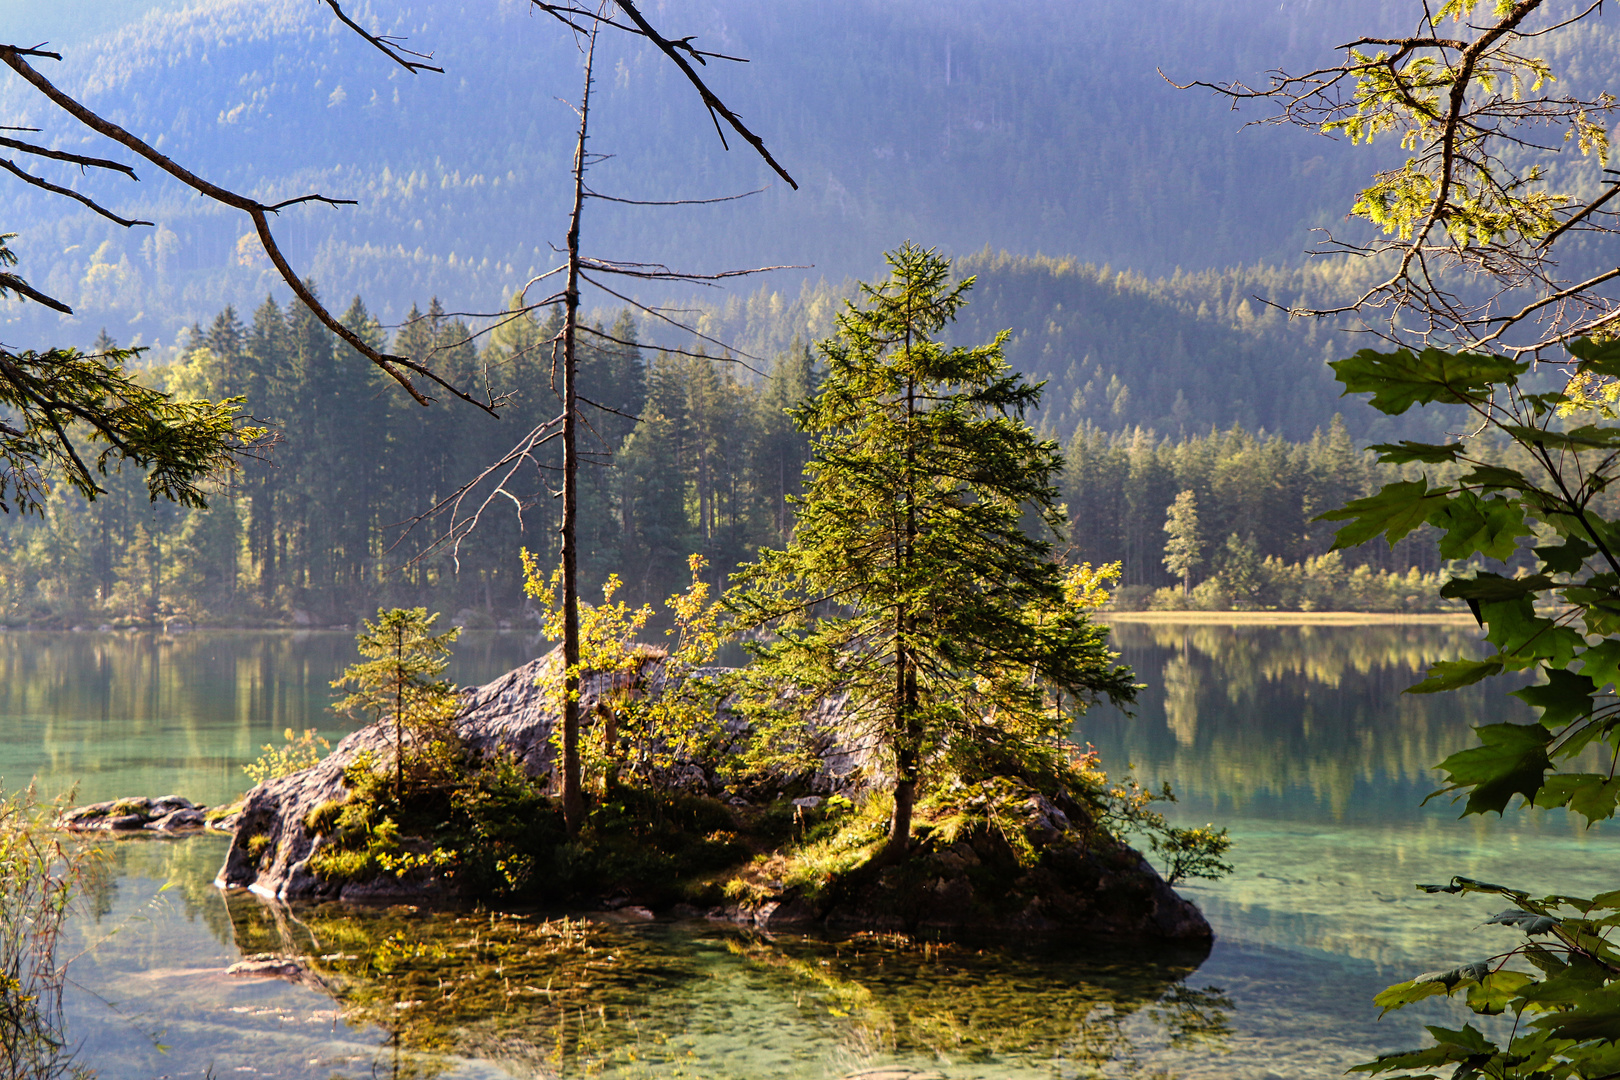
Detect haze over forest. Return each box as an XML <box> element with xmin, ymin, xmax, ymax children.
<box><xmin>3</xmin><ymin>0</ymin><xmax>1618</xmax><ymax>624</ymax></box>
<box><xmin>0</xmin><ymin>2</ymin><xmax>1533</xmax><ymax>428</ymax></box>
<box><xmin>7</xmin><ymin>1</ymin><xmax>1617</xmax><ymax>430</ymax></box>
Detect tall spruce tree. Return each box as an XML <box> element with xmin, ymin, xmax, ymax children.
<box><xmin>731</xmin><ymin>243</ymin><xmax>1135</xmax><ymax>862</ymax></box>
<box><xmin>1162</xmin><ymin>490</ymin><xmax>1202</xmax><ymax>595</ymax></box>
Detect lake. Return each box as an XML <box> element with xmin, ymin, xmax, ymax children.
<box><xmin>2</xmin><ymin>623</ymin><xmax>1608</xmax><ymax>1079</ymax></box>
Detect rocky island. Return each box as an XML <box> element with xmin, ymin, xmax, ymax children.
<box><xmin>207</xmin><ymin>650</ymin><xmax>1211</xmax><ymax>941</ymax></box>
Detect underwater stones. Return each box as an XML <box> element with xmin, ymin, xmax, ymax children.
<box><xmin>226</xmin><ymin>954</ymin><xmax>306</xmax><ymax>979</ymax></box>
<box><xmin>56</xmin><ymin>795</ymin><xmax>207</xmax><ymax>833</ymax></box>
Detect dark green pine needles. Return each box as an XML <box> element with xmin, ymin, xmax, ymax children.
<box><xmin>729</xmin><ymin>242</ymin><xmax>1136</xmax><ymax>861</ymax></box>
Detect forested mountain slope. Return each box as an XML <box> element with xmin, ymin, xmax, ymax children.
<box><xmin>690</xmin><ymin>252</ymin><xmax>1435</xmax><ymax>443</ymax></box>
<box><xmin>2</xmin><ymin>0</ymin><xmax>1416</xmax><ymax>354</ymax></box>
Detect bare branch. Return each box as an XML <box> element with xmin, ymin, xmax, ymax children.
<box><xmin>317</xmin><ymin>0</ymin><xmax>444</xmax><ymax>74</ymax></box>
<box><xmin>578</xmin><ymin>255</ymin><xmax>807</xmax><ymax>282</ymax></box>
<box><xmin>578</xmin><ymin>393</ymin><xmax>642</xmax><ymax>424</ymax></box>
<box><xmin>578</xmin><ymin>271</ymin><xmax>769</xmax><ymax>371</ymax></box>
<box><xmin>583</xmin><ymin>183</ymin><xmax>767</xmax><ymax>206</ymax></box>
<box><xmin>529</xmin><ymin>0</ymin><xmax>798</xmax><ymax>189</ymax></box>
<box><xmin>0</xmin><ymin>272</ymin><xmax>71</xmax><ymax>314</ymax></box>
<box><xmin>0</xmin><ymin>44</ymin><xmax>501</xmax><ymax>413</ymax></box>
<box><xmin>0</xmin><ymin>136</ymin><xmax>137</xmax><ymax>178</ymax></box>
<box><xmin>0</xmin><ymin>159</ymin><xmax>153</xmax><ymax>228</ymax></box>
<box><xmin>1538</xmin><ymin>172</ymin><xmax>1620</xmax><ymax>249</ymax></box>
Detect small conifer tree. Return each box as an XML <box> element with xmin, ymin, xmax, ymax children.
<box><xmin>1162</xmin><ymin>490</ymin><xmax>1202</xmax><ymax>595</ymax></box>
<box><xmin>332</xmin><ymin>608</ymin><xmax>461</xmax><ymax>801</ymax></box>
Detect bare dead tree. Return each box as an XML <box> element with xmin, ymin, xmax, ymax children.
<box><xmin>1</xmin><ymin>1</ymin><xmax>796</xmax><ymax>411</ymax></box>
<box><xmin>388</xmin><ymin>5</ymin><xmax>798</xmax><ymax>833</ymax></box>
<box><xmin>1171</xmin><ymin>0</ymin><xmax>1620</xmax><ymax>359</ymax></box>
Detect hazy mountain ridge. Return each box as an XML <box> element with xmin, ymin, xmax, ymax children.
<box><xmin>2</xmin><ymin>0</ymin><xmax>1614</xmax><ymax>445</ymax></box>
<box><xmin>2</xmin><ymin>0</ymin><xmax>1397</xmax><ymax>348</ymax></box>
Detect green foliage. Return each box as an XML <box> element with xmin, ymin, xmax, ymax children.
<box><xmin>0</xmin><ymin>787</ymin><xmax>97</xmax><ymax>1080</ymax></box>
<box><xmin>1066</xmin><ymin>414</ymin><xmax>1462</xmax><ymax>598</ymax></box>
<box><xmin>732</xmin><ymin>243</ymin><xmax>1136</xmax><ymax>856</ymax></box>
<box><xmin>331</xmin><ymin>608</ymin><xmax>461</xmax><ymax>802</ymax></box>
<box><xmin>524</xmin><ymin>551</ymin><xmax>736</xmax><ymax>794</ymax></box>
<box><xmin>308</xmin><ymin>741</ymin><xmax>754</xmax><ymax>904</ymax></box>
<box><xmin>1162</xmin><ymin>489</ymin><xmax>1202</xmax><ymax>593</ymax></box>
<box><xmin>1148</xmin><ymin>824</ymin><xmax>1234</xmax><ymax>886</ymax></box>
<box><xmin>0</xmin><ymin>238</ymin><xmax>261</xmax><ymax>522</ymax></box>
<box><xmin>307</xmin><ymin>747</ymin><xmax>559</xmax><ymax>895</ymax></box>
<box><xmin>1144</xmin><ymin>550</ymin><xmax>1457</xmax><ymax>614</ymax></box>
<box><xmin>1330</xmin><ymin>348</ymin><xmax>1531</xmax><ymax>416</ymax></box>
<box><xmin>242</xmin><ymin>727</ymin><xmax>330</xmax><ymax>785</ymax></box>
<box><xmin>1319</xmin><ymin>332</ymin><xmax>1620</xmax><ymax>1076</ymax></box>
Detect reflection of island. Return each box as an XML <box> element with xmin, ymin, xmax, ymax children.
<box><xmin>223</xmin><ymin>892</ymin><xmax>1226</xmax><ymax>1079</ymax></box>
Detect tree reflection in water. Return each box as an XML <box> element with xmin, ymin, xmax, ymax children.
<box><xmin>1083</xmin><ymin>622</ymin><xmax>1540</xmax><ymax>818</ymax></box>
<box><xmin>222</xmin><ymin>892</ymin><xmax>1229</xmax><ymax>1079</ymax></box>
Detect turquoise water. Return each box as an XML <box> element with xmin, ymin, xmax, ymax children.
<box><xmin>1</xmin><ymin>623</ymin><xmax>1605</xmax><ymax>1079</ymax></box>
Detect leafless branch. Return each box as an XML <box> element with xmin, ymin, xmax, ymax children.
<box><xmin>388</xmin><ymin>414</ymin><xmax>567</xmax><ymax>566</ymax></box>
<box><xmin>0</xmin><ymin>44</ymin><xmax>500</xmax><ymax>413</ymax></box>
<box><xmin>583</xmin><ymin>183</ymin><xmax>767</xmax><ymax>206</ymax></box>
<box><xmin>1538</xmin><ymin>172</ymin><xmax>1620</xmax><ymax>249</ymax></box>
<box><xmin>578</xmin><ymin>256</ymin><xmax>806</xmax><ymax>283</ymax></box>
<box><xmin>0</xmin><ymin>271</ymin><xmax>71</xmax><ymax>314</ymax></box>
<box><xmin>575</xmin><ymin>322</ymin><xmax>724</xmax><ymax>364</ymax></box>
<box><xmin>0</xmin><ymin>136</ymin><xmax>137</xmax><ymax>178</ymax></box>
<box><xmin>578</xmin><ymin>393</ymin><xmax>641</xmax><ymax>423</ymax></box>
<box><xmin>0</xmin><ymin>159</ymin><xmax>153</xmax><ymax>228</ymax></box>
<box><xmin>528</xmin><ymin>0</ymin><xmax>798</xmax><ymax>190</ymax></box>
<box><xmin>317</xmin><ymin>0</ymin><xmax>444</xmax><ymax>74</ymax></box>
<box><xmin>578</xmin><ymin>271</ymin><xmax>768</xmax><ymax>371</ymax></box>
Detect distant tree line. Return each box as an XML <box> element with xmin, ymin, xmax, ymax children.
<box><xmin>1063</xmin><ymin>417</ymin><xmax>1467</xmax><ymax>612</ymax></box>
<box><xmin>3</xmin><ymin>289</ymin><xmax>1566</xmax><ymax>627</ymax></box>
<box><xmin>0</xmin><ymin>291</ymin><xmax>815</xmax><ymax>628</ymax></box>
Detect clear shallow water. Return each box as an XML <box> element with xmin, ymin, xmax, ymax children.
<box><xmin>2</xmin><ymin>623</ymin><xmax>1608</xmax><ymax>1079</ymax></box>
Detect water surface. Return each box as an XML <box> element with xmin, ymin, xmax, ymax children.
<box><xmin>3</xmin><ymin>623</ymin><xmax>1606</xmax><ymax>1079</ymax></box>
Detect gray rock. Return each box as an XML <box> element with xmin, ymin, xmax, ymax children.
<box><xmin>211</xmin><ymin>646</ymin><xmax>1213</xmax><ymax>943</ymax></box>
<box><xmin>57</xmin><ymin>796</ymin><xmax>204</xmax><ymax>833</ymax></box>
<box><xmin>147</xmin><ymin>808</ymin><xmax>206</xmax><ymax>832</ymax></box>
<box><xmin>103</xmin><ymin>813</ymin><xmax>148</xmax><ymax>831</ymax></box>
<box><xmin>226</xmin><ymin>954</ymin><xmax>305</xmax><ymax>979</ymax></box>
<box><xmin>216</xmin><ymin>650</ymin><xmax>576</xmax><ymax>902</ymax></box>
<box><xmin>215</xmin><ymin>649</ymin><xmax>868</xmax><ymax>902</ymax></box>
